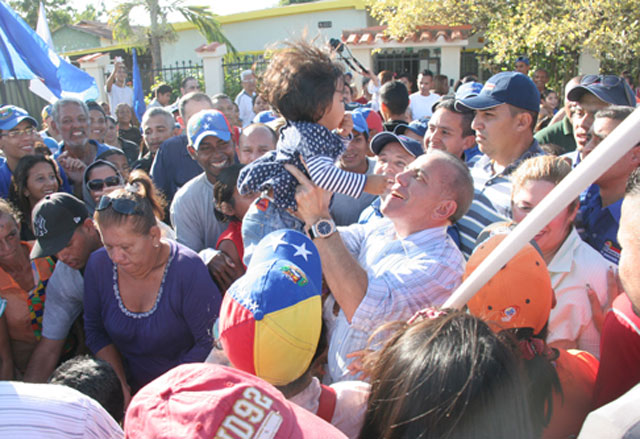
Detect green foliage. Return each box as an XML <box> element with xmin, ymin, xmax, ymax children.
<box><xmin>365</xmin><ymin>0</ymin><xmax>640</xmax><ymax>87</ymax></box>
<box><xmin>145</xmin><ymin>72</ymin><xmax>204</xmax><ymax>105</ymax></box>
<box><xmin>109</xmin><ymin>0</ymin><xmax>235</xmax><ymax>71</ymax></box>
<box><xmin>10</xmin><ymin>0</ymin><xmax>105</xmax><ymax>30</ymax></box>
<box><xmin>222</xmin><ymin>53</ymin><xmax>269</xmax><ymax>98</ymax></box>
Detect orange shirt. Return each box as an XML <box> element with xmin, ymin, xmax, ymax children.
<box><xmin>0</xmin><ymin>242</ymin><xmax>54</xmax><ymax>344</ymax></box>
<box><xmin>543</xmin><ymin>349</ymin><xmax>599</xmax><ymax>439</ymax></box>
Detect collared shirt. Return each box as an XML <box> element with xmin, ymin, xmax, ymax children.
<box><xmin>54</xmin><ymin>139</ymin><xmax>115</xmax><ymax>161</ymax></box>
<box><xmin>327</xmin><ymin>218</ymin><xmax>465</xmax><ymax>383</ymax></box>
<box><xmin>534</xmin><ymin>116</ymin><xmax>576</xmax><ymax>154</ymax></box>
<box><xmin>357</xmin><ymin>197</ymin><xmax>382</xmax><ymax>224</ymax></box>
<box><xmin>576</xmin><ymin>185</ymin><xmax>622</xmax><ymax>264</ymax></box>
<box><xmin>547</xmin><ymin>227</ymin><xmax>613</xmax><ymax>357</ymax></box>
<box><xmin>456</xmin><ymin>140</ymin><xmax>544</xmax><ymax>257</ymax></box>
<box><xmin>467</xmin><ymin>139</ymin><xmax>544</xmax><ymax>219</ymax></box>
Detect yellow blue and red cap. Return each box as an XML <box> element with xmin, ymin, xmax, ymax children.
<box><xmin>219</xmin><ymin>230</ymin><xmax>322</xmax><ymax>386</ymax></box>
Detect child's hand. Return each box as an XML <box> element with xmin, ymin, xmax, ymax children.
<box><xmin>363</xmin><ymin>174</ymin><xmax>389</xmax><ymax>195</ymax></box>
<box><xmin>336</xmin><ymin>113</ymin><xmax>353</xmax><ymax>138</ymax></box>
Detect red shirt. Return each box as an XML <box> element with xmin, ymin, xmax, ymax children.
<box><xmin>216</xmin><ymin>221</ymin><xmax>244</xmax><ymax>268</ymax></box>
<box><xmin>592</xmin><ymin>294</ymin><xmax>640</xmax><ymax>408</ymax></box>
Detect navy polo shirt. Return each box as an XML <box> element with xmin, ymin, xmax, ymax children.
<box><xmin>576</xmin><ymin>185</ymin><xmax>622</xmax><ymax>264</ymax></box>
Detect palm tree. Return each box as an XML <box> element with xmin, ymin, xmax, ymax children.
<box><xmin>109</xmin><ymin>0</ymin><xmax>234</xmax><ymax>71</ymax></box>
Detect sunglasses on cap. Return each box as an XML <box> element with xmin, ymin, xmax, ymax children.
<box><xmin>96</xmin><ymin>195</ymin><xmax>144</xmax><ymax>215</ymax></box>
<box><xmin>86</xmin><ymin>175</ymin><xmax>122</xmax><ymax>192</ymax></box>
<box><xmin>581</xmin><ymin>74</ymin><xmax>635</xmax><ymax>106</ymax></box>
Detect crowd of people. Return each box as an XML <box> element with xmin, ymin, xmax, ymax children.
<box><xmin>0</xmin><ymin>39</ymin><xmax>638</xmax><ymax>438</ymax></box>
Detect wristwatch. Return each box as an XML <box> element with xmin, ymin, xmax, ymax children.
<box><xmin>308</xmin><ymin>218</ymin><xmax>336</xmax><ymax>239</ymax></box>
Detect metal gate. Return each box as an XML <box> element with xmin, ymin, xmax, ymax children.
<box><xmin>374</xmin><ymin>49</ymin><xmax>441</xmax><ymax>85</ymax></box>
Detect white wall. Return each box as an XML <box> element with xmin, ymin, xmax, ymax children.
<box><xmin>161</xmin><ymin>8</ymin><xmax>369</xmax><ymax>67</ymax></box>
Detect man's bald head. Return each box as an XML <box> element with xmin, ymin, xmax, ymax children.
<box><xmin>237</xmin><ymin>123</ymin><xmax>277</xmax><ymax>164</ymax></box>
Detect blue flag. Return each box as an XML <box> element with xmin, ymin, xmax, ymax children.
<box><xmin>131</xmin><ymin>48</ymin><xmax>146</xmax><ymax>123</ymax></box>
<box><xmin>0</xmin><ymin>1</ymin><xmax>98</xmax><ymax>100</ymax></box>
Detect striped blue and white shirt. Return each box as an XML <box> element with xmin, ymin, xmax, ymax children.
<box><xmin>326</xmin><ymin>217</ymin><xmax>465</xmax><ymax>383</ymax></box>
<box><xmin>237</xmin><ymin>121</ymin><xmax>366</xmax><ymax>210</ymax></box>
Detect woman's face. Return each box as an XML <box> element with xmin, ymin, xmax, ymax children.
<box><xmin>253</xmin><ymin>95</ymin><xmax>270</xmax><ymax>114</ymax></box>
<box><xmin>0</xmin><ymin>214</ymin><xmax>21</xmax><ymax>261</ymax></box>
<box><xmin>87</xmin><ymin>165</ymin><xmax>123</xmax><ymax>203</ymax></box>
<box><xmin>545</xmin><ymin>92</ymin><xmax>559</xmax><ymax>110</ymax></box>
<box><xmin>89</xmin><ymin>109</ymin><xmax>107</xmax><ymax>142</ymax></box>
<box><xmin>99</xmin><ymin>220</ymin><xmax>159</xmax><ymax>275</ymax></box>
<box><xmin>25</xmin><ymin>162</ymin><xmax>59</xmax><ymax>205</ymax></box>
<box><xmin>511</xmin><ymin>179</ymin><xmax>577</xmax><ymax>258</ymax></box>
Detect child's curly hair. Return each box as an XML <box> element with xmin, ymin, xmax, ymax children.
<box><xmin>261</xmin><ymin>40</ymin><xmax>344</xmax><ymax>123</ymax></box>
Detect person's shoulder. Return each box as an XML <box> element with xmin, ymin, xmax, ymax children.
<box><xmin>170</xmin><ymin>240</ymin><xmax>205</xmax><ymax>267</ymax></box>
<box><xmin>86</xmin><ymin>247</ymin><xmax>111</xmax><ymax>268</ymax></box>
<box><xmin>173</xmin><ymin>173</ymin><xmax>208</xmax><ymax>199</ymax></box>
<box><xmin>159</xmin><ymin>134</ymin><xmax>188</xmax><ymax>151</ymax></box>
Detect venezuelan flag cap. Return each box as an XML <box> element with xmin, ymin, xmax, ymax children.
<box><xmin>219</xmin><ymin>230</ymin><xmax>322</xmax><ymax>386</ymax></box>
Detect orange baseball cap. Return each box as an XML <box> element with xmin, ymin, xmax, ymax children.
<box><xmin>465</xmin><ymin>234</ymin><xmax>553</xmax><ymax>335</ymax></box>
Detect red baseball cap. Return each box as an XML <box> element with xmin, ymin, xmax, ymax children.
<box><xmin>125</xmin><ymin>363</ymin><xmax>347</xmax><ymax>439</ymax></box>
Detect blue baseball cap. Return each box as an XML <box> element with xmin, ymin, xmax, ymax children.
<box><xmin>252</xmin><ymin>110</ymin><xmax>277</xmax><ymax>124</ymax></box>
<box><xmin>187</xmin><ymin>109</ymin><xmax>232</xmax><ymax>150</ymax></box>
<box><xmin>370</xmin><ymin>132</ymin><xmax>424</xmax><ymax>157</ymax></box>
<box><xmin>349</xmin><ymin>110</ymin><xmax>369</xmax><ymax>135</ymax></box>
<box><xmin>0</xmin><ymin>105</ymin><xmax>37</xmax><ymax>131</ymax></box>
<box><xmin>455</xmin><ymin>72</ymin><xmax>540</xmax><ymax>113</ymax></box>
<box><xmin>395</xmin><ymin>119</ymin><xmax>428</xmax><ymax>138</ymax></box>
<box><xmin>567</xmin><ymin>75</ymin><xmax>637</xmax><ymax>107</ymax></box>
<box><xmin>455</xmin><ymin>82</ymin><xmax>484</xmax><ymax>100</ymax></box>
<box><xmin>515</xmin><ymin>56</ymin><xmax>530</xmax><ymax>66</ymax></box>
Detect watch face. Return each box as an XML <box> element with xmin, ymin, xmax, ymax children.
<box><xmin>318</xmin><ymin>221</ymin><xmax>333</xmax><ymax>235</ymax></box>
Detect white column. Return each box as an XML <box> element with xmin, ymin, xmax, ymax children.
<box><xmin>439</xmin><ymin>46</ymin><xmax>461</xmax><ymax>87</ymax></box>
<box><xmin>196</xmin><ymin>43</ymin><xmax>228</xmax><ymax>96</ymax></box>
<box><xmin>578</xmin><ymin>51</ymin><xmax>601</xmax><ymax>75</ymax></box>
<box><xmin>77</xmin><ymin>53</ymin><xmax>110</xmax><ymax>102</ymax></box>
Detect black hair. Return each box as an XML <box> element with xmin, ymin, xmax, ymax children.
<box><xmin>49</xmin><ymin>355</ymin><xmax>124</xmax><ymax>423</ymax></box>
<box><xmin>261</xmin><ymin>40</ymin><xmax>344</xmax><ymax>122</ymax></box>
<box><xmin>433</xmin><ymin>98</ymin><xmax>475</xmax><ymax>137</ymax></box>
<box><xmin>87</xmin><ymin>101</ymin><xmax>106</xmax><ymax>117</ymax></box>
<box><xmin>155</xmin><ymin>83</ymin><xmax>172</xmax><ymax>96</ymax></box>
<box><xmin>380</xmin><ymin>80</ymin><xmax>409</xmax><ymax>115</ymax></box>
<box><xmin>213</xmin><ymin>163</ymin><xmax>245</xmax><ymax>222</ymax></box>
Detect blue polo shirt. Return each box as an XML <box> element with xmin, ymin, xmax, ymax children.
<box><xmin>150</xmin><ymin>134</ymin><xmax>202</xmax><ymax>203</ymax></box>
<box><xmin>54</xmin><ymin>139</ymin><xmax>114</xmax><ymax>160</ymax></box>
<box><xmin>576</xmin><ymin>185</ymin><xmax>622</xmax><ymax>264</ymax></box>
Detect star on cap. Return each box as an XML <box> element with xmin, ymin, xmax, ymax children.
<box><xmin>267</xmin><ymin>233</ymin><xmax>288</xmax><ymax>252</ymax></box>
<box><xmin>291</xmin><ymin>242</ymin><xmax>312</xmax><ymax>261</ymax></box>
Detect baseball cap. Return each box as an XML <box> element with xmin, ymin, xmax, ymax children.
<box><xmin>370</xmin><ymin>131</ymin><xmax>424</xmax><ymax>157</ymax></box>
<box><xmin>219</xmin><ymin>230</ymin><xmax>322</xmax><ymax>386</ymax></box>
<box><xmin>125</xmin><ymin>363</ymin><xmax>347</xmax><ymax>439</ymax></box>
<box><xmin>253</xmin><ymin>110</ymin><xmax>277</xmax><ymax>124</ymax></box>
<box><xmin>187</xmin><ymin>109</ymin><xmax>231</xmax><ymax>149</ymax></box>
<box><xmin>30</xmin><ymin>193</ymin><xmax>89</xmax><ymax>259</ymax></box>
<box><xmin>0</xmin><ymin>105</ymin><xmax>37</xmax><ymax>131</ymax></box>
<box><xmin>356</xmin><ymin>107</ymin><xmax>384</xmax><ymax>134</ymax></box>
<box><xmin>567</xmin><ymin>74</ymin><xmax>637</xmax><ymax>107</ymax></box>
<box><xmin>455</xmin><ymin>71</ymin><xmax>541</xmax><ymax>113</ymax></box>
<box><xmin>395</xmin><ymin>119</ymin><xmax>428</xmax><ymax>138</ymax></box>
<box><xmin>455</xmin><ymin>82</ymin><xmax>484</xmax><ymax>100</ymax></box>
<box><xmin>465</xmin><ymin>233</ymin><xmax>553</xmax><ymax>335</ymax></box>
<box><xmin>41</xmin><ymin>104</ymin><xmax>52</xmax><ymax>121</ymax></box>
<box><xmin>515</xmin><ymin>56</ymin><xmax>530</xmax><ymax>66</ymax></box>
<box><xmin>349</xmin><ymin>110</ymin><xmax>369</xmax><ymax>135</ymax></box>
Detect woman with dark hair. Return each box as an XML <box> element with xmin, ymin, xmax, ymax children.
<box><xmin>82</xmin><ymin>160</ymin><xmax>124</xmax><ymax>213</ymax></box>
<box><xmin>360</xmin><ymin>309</ymin><xmax>534</xmax><ymax>439</ymax></box>
<box><xmin>9</xmin><ymin>155</ymin><xmax>62</xmax><ymax>241</ymax></box>
<box><xmin>83</xmin><ymin>181</ymin><xmax>221</xmax><ymax>400</ymax></box>
<box><xmin>0</xmin><ymin>199</ymin><xmax>55</xmax><ymax>376</ymax></box>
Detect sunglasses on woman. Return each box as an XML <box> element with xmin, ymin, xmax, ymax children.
<box><xmin>87</xmin><ymin>176</ymin><xmax>122</xmax><ymax>192</ymax></box>
<box><xmin>96</xmin><ymin>195</ymin><xmax>144</xmax><ymax>215</ymax></box>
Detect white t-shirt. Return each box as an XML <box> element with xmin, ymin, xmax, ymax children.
<box><xmin>409</xmin><ymin>92</ymin><xmax>440</xmax><ymax>120</ymax></box>
<box><xmin>107</xmin><ymin>83</ymin><xmax>134</xmax><ymax>117</ymax></box>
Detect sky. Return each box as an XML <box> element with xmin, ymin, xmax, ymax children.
<box><xmin>69</xmin><ymin>0</ymin><xmax>280</xmax><ymax>24</ymax></box>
